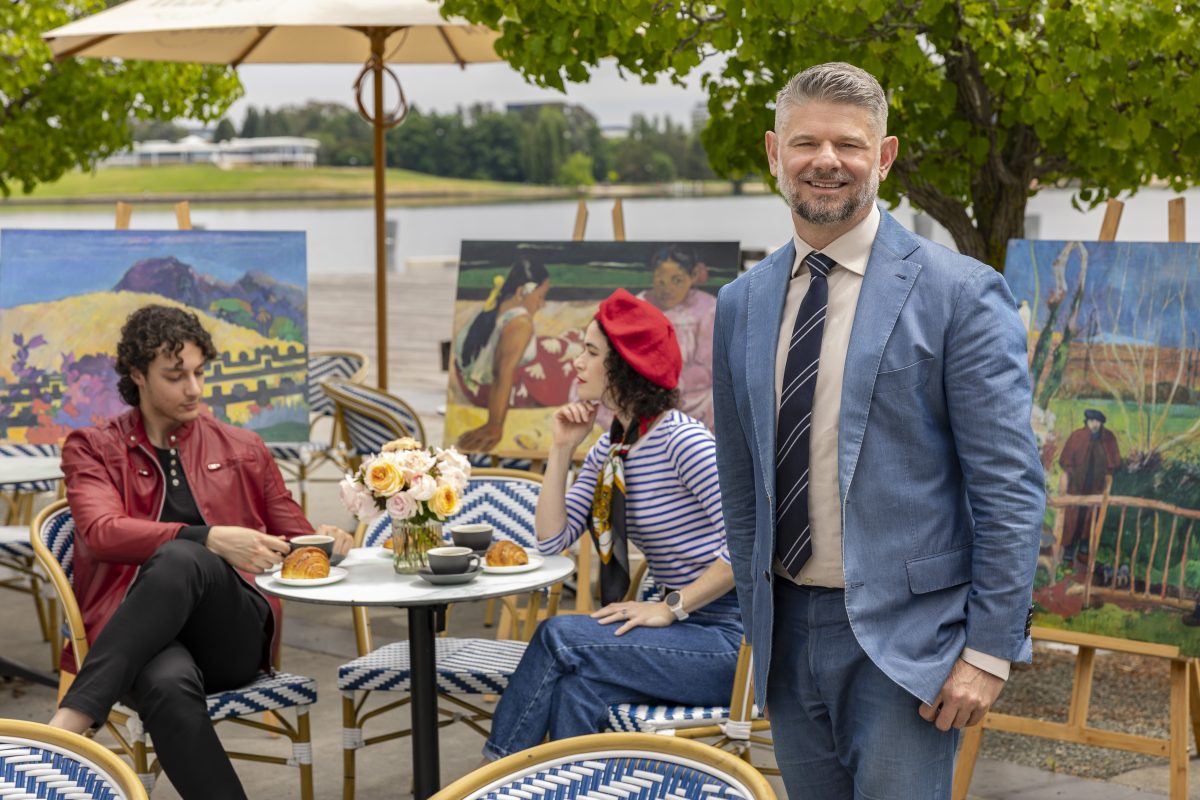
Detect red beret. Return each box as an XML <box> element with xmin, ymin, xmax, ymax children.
<box><xmin>595</xmin><ymin>288</ymin><xmax>682</xmax><ymax>390</ymax></box>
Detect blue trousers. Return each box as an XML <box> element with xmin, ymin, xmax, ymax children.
<box><xmin>484</xmin><ymin>592</ymin><xmax>743</xmax><ymax>759</ymax></box>
<box><xmin>768</xmin><ymin>582</ymin><xmax>958</xmax><ymax>799</ymax></box>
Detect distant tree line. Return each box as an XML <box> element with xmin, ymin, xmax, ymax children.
<box><xmin>134</xmin><ymin>102</ymin><xmax>716</xmax><ymax>185</ymax></box>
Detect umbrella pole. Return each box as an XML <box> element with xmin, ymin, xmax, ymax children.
<box><xmin>371</xmin><ymin>34</ymin><xmax>389</xmax><ymax>390</ymax></box>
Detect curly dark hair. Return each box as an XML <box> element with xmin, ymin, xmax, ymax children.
<box><xmin>116</xmin><ymin>305</ymin><xmax>218</xmax><ymax>407</ymax></box>
<box><xmin>601</xmin><ymin>327</ymin><xmax>680</xmax><ymax>423</ymax></box>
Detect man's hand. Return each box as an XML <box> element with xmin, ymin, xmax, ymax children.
<box><xmin>314</xmin><ymin>524</ymin><xmax>353</xmax><ymax>556</ymax></box>
<box><xmin>207</xmin><ymin>526</ymin><xmax>291</xmax><ymax>573</ymax></box>
<box><xmin>591</xmin><ymin>600</ymin><xmax>675</xmax><ymax>636</ymax></box>
<box><xmin>919</xmin><ymin>658</ymin><xmax>1005</xmax><ymax>731</ymax></box>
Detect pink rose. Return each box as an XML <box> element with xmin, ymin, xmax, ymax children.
<box><xmin>408</xmin><ymin>473</ymin><xmax>437</xmax><ymax>502</ymax></box>
<box><xmin>386</xmin><ymin>491</ymin><xmax>418</xmax><ymax>520</ymax></box>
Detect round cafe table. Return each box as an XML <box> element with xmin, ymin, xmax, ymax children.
<box><xmin>257</xmin><ymin>548</ymin><xmax>574</xmax><ymax>799</ymax></box>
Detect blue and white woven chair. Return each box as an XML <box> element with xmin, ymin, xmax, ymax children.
<box><xmin>0</xmin><ymin>443</ymin><xmax>62</xmax><ymax>666</ymax></box>
<box><xmin>0</xmin><ymin>719</ymin><xmax>149</xmax><ymax>800</ymax></box>
<box><xmin>320</xmin><ymin>379</ymin><xmax>426</xmax><ymax>472</ymax></box>
<box><xmin>267</xmin><ymin>349</ymin><xmax>368</xmax><ymax>512</ymax></box>
<box><xmin>30</xmin><ymin>500</ymin><xmax>319</xmax><ymax>798</ymax></box>
<box><xmin>429</xmin><ymin>731</ymin><xmax>778</xmax><ymax>800</ymax></box>
<box><xmin>604</xmin><ymin>639</ymin><xmax>775</xmax><ymax>775</ymax></box>
<box><xmin>338</xmin><ymin>469</ymin><xmax>566</xmax><ymax>800</ymax></box>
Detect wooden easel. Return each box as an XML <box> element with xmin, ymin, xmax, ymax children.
<box><xmin>115</xmin><ymin>200</ymin><xmax>192</xmax><ymax>230</ymax></box>
<box><xmin>953</xmin><ymin>196</ymin><xmax>1196</xmax><ymax>800</ymax></box>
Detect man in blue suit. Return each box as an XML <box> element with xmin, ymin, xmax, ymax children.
<box><xmin>712</xmin><ymin>62</ymin><xmax>1044</xmax><ymax>798</ymax></box>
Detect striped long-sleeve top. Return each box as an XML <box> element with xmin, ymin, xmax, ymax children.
<box><xmin>537</xmin><ymin>409</ymin><xmax>730</xmax><ymax>590</ymax></box>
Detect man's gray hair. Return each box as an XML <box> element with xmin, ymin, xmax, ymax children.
<box><xmin>775</xmin><ymin>62</ymin><xmax>888</xmax><ymax>137</ymax></box>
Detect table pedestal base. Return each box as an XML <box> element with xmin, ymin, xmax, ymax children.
<box><xmin>409</xmin><ymin>605</ymin><xmax>443</xmax><ymax>799</ymax></box>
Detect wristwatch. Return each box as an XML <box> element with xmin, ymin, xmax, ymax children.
<box><xmin>664</xmin><ymin>590</ymin><xmax>689</xmax><ymax>621</ymax></box>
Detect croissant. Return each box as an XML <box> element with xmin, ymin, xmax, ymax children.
<box><xmin>486</xmin><ymin>540</ymin><xmax>529</xmax><ymax>567</ymax></box>
<box><xmin>281</xmin><ymin>547</ymin><xmax>330</xmax><ymax>579</ymax></box>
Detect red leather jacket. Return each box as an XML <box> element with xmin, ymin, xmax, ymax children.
<box><xmin>60</xmin><ymin>408</ymin><xmax>314</xmax><ymax>673</ymax></box>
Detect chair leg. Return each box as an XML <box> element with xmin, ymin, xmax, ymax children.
<box><xmin>483</xmin><ymin>597</ymin><xmax>497</xmax><ymax>628</ymax></box>
<box><xmin>342</xmin><ymin>693</ymin><xmax>361</xmax><ymax>800</ymax></box>
<box><xmin>297</xmin><ymin>708</ymin><xmax>314</xmax><ymax>800</ymax></box>
<box><xmin>298</xmin><ymin>463</ymin><xmax>309</xmax><ymax>516</ymax></box>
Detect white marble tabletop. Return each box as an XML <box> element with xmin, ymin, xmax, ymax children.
<box><xmin>0</xmin><ymin>457</ymin><xmax>64</xmax><ymax>487</ymax></box>
<box><xmin>255</xmin><ymin>547</ymin><xmax>574</xmax><ymax>607</ymax></box>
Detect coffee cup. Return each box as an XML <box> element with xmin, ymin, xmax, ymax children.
<box><xmin>450</xmin><ymin>523</ymin><xmax>494</xmax><ymax>552</ymax></box>
<box><xmin>427</xmin><ymin>546</ymin><xmax>481</xmax><ymax>575</ymax></box>
<box><xmin>289</xmin><ymin>534</ymin><xmax>334</xmax><ymax>557</ymax></box>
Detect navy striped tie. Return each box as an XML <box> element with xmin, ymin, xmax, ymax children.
<box><xmin>775</xmin><ymin>251</ymin><xmax>836</xmax><ymax>577</ymax></box>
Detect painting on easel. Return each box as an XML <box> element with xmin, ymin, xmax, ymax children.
<box><xmin>1005</xmin><ymin>239</ymin><xmax>1200</xmax><ymax>655</ymax></box>
<box><xmin>444</xmin><ymin>240</ymin><xmax>740</xmax><ymax>457</ymax></box>
<box><xmin>0</xmin><ymin>229</ymin><xmax>309</xmax><ymax>446</ymax></box>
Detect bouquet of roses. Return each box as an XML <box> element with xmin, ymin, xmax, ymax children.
<box><xmin>338</xmin><ymin>437</ymin><xmax>471</xmax><ymax>524</ymax></box>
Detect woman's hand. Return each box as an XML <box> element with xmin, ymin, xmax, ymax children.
<box><xmin>552</xmin><ymin>402</ymin><xmax>599</xmax><ymax>451</ymax></box>
<box><xmin>591</xmin><ymin>600</ymin><xmax>675</xmax><ymax>636</ymax></box>
<box><xmin>458</xmin><ymin>422</ymin><xmax>504</xmax><ymax>452</ymax></box>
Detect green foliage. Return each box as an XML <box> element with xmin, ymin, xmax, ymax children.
<box><xmin>268</xmin><ymin>316</ymin><xmax>302</xmax><ymax>342</ymax></box>
<box><xmin>557</xmin><ymin>151</ymin><xmax>595</xmax><ymax>186</ymax></box>
<box><xmin>443</xmin><ymin>0</ymin><xmax>1200</xmax><ymax>266</ymax></box>
<box><xmin>0</xmin><ymin>0</ymin><xmax>242</xmax><ymax>196</ymax></box>
<box><xmin>1038</xmin><ymin>604</ymin><xmax>1200</xmax><ymax>657</ymax></box>
<box><xmin>212</xmin><ymin>118</ymin><xmax>237</xmax><ymax>143</ymax></box>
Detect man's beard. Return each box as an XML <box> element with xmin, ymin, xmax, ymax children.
<box><xmin>779</xmin><ymin>167</ymin><xmax>878</xmax><ymax>226</ymax></box>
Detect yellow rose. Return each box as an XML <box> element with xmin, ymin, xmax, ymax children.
<box><xmin>382</xmin><ymin>437</ymin><xmax>422</xmax><ymax>452</ymax></box>
<box><xmin>365</xmin><ymin>460</ymin><xmax>404</xmax><ymax>497</ymax></box>
<box><xmin>429</xmin><ymin>484</ymin><xmax>460</xmax><ymax>518</ymax></box>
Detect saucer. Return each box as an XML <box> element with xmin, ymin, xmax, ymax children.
<box><xmin>415</xmin><ymin>566</ymin><xmax>482</xmax><ymax>586</ymax></box>
<box><xmin>272</xmin><ymin>566</ymin><xmax>348</xmax><ymax>587</ymax></box>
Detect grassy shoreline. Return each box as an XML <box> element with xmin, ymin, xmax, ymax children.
<box><xmin>0</xmin><ymin>164</ymin><xmax>758</xmax><ymax>207</ymax></box>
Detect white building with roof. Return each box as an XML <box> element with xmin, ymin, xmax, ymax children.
<box><xmin>103</xmin><ymin>135</ymin><xmax>319</xmax><ymax>168</ymax></box>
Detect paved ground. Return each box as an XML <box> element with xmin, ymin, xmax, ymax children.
<box><xmin>2</xmin><ymin>270</ymin><xmax>1195</xmax><ymax>797</ymax></box>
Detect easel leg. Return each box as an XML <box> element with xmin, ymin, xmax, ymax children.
<box><xmin>1189</xmin><ymin>659</ymin><xmax>1200</xmax><ymax>755</ymax></box>
<box><xmin>952</xmin><ymin>723</ymin><xmax>985</xmax><ymax>800</ymax></box>
<box><xmin>1169</xmin><ymin>659</ymin><xmax>1189</xmax><ymax>800</ymax></box>
<box><xmin>1067</xmin><ymin>646</ymin><xmax>1096</xmax><ymax>726</ymax></box>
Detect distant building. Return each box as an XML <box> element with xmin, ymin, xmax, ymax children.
<box><xmin>600</xmin><ymin>123</ymin><xmax>629</xmax><ymax>140</ymax></box>
<box><xmin>102</xmin><ymin>135</ymin><xmax>319</xmax><ymax>168</ymax></box>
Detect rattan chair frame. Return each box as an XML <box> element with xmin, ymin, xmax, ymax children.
<box><xmin>429</xmin><ymin>731</ymin><xmax>777</xmax><ymax>800</ymax></box>
<box><xmin>0</xmin><ymin>718</ymin><xmax>150</xmax><ymax>800</ymax></box>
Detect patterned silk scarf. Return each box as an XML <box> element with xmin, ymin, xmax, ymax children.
<box><xmin>589</xmin><ymin>416</ymin><xmax>651</xmax><ymax>605</ymax></box>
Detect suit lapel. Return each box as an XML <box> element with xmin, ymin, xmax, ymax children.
<box><xmin>839</xmin><ymin>209</ymin><xmax>922</xmax><ymax>497</ymax></box>
<box><xmin>746</xmin><ymin>240</ymin><xmax>795</xmax><ymax>501</ymax></box>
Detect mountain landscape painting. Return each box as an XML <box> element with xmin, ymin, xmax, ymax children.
<box><xmin>1005</xmin><ymin>240</ymin><xmax>1200</xmax><ymax>655</ymax></box>
<box><xmin>0</xmin><ymin>229</ymin><xmax>308</xmax><ymax>445</ymax></box>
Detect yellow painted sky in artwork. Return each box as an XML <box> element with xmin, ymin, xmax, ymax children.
<box><xmin>0</xmin><ymin>291</ymin><xmax>292</xmax><ymax>381</ymax></box>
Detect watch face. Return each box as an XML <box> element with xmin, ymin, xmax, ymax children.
<box><xmin>666</xmin><ymin>591</ymin><xmax>682</xmax><ymax>607</ymax></box>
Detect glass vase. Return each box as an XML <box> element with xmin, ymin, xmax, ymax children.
<box><xmin>391</xmin><ymin>517</ymin><xmax>443</xmax><ymax>574</ymax></box>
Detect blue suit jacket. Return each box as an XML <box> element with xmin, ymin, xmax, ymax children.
<box><xmin>712</xmin><ymin>207</ymin><xmax>1045</xmax><ymax>708</ymax></box>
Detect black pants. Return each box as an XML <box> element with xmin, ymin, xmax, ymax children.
<box><xmin>61</xmin><ymin>539</ymin><xmax>271</xmax><ymax>800</ymax></box>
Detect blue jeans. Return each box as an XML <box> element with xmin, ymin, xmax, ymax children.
<box><xmin>768</xmin><ymin>582</ymin><xmax>958</xmax><ymax>799</ymax></box>
<box><xmin>483</xmin><ymin>592</ymin><xmax>743</xmax><ymax>759</ymax></box>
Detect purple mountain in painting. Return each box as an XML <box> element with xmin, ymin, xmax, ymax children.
<box><xmin>113</xmin><ymin>257</ymin><xmax>305</xmax><ymax>341</ymax></box>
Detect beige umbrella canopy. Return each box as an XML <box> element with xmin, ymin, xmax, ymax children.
<box><xmin>44</xmin><ymin>0</ymin><xmax>502</xmax><ymax>390</ymax></box>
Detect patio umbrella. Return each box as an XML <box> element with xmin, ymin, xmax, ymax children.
<box><xmin>43</xmin><ymin>0</ymin><xmax>502</xmax><ymax>390</ymax></box>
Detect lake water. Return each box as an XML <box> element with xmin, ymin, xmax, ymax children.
<box><xmin>1</xmin><ymin>187</ymin><xmax>1196</xmax><ymax>275</ymax></box>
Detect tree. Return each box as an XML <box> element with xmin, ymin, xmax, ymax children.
<box><xmin>212</xmin><ymin>118</ymin><xmax>237</xmax><ymax>142</ymax></box>
<box><xmin>240</xmin><ymin>106</ymin><xmax>262</xmax><ymax>138</ymax></box>
<box><xmin>0</xmin><ymin>0</ymin><xmax>241</xmax><ymax>195</ymax></box>
<box><xmin>443</xmin><ymin>0</ymin><xmax>1200</xmax><ymax>268</ymax></box>
<box><xmin>557</xmin><ymin>152</ymin><xmax>595</xmax><ymax>187</ymax></box>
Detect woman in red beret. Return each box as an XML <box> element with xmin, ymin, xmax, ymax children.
<box><xmin>481</xmin><ymin>288</ymin><xmax>741</xmax><ymax>761</ymax></box>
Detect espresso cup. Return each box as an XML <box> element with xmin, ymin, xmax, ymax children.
<box><xmin>427</xmin><ymin>546</ymin><xmax>481</xmax><ymax>575</ymax></box>
<box><xmin>289</xmin><ymin>534</ymin><xmax>334</xmax><ymax>557</ymax></box>
<box><xmin>450</xmin><ymin>523</ymin><xmax>494</xmax><ymax>552</ymax></box>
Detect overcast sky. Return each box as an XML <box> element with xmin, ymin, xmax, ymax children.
<box><xmin>228</xmin><ymin>59</ymin><xmax>713</xmax><ymax>129</ymax></box>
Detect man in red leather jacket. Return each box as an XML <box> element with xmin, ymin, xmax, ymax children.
<box><xmin>48</xmin><ymin>304</ymin><xmax>352</xmax><ymax>799</ymax></box>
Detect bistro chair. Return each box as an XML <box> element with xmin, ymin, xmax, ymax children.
<box><xmin>30</xmin><ymin>499</ymin><xmax>318</xmax><ymax>799</ymax></box>
<box><xmin>605</xmin><ymin>639</ymin><xmax>776</xmax><ymax>774</ymax></box>
<box><xmin>320</xmin><ymin>379</ymin><xmax>426</xmax><ymax>471</ymax></box>
<box><xmin>0</xmin><ymin>443</ymin><xmax>62</xmax><ymax>669</ymax></box>
<box><xmin>429</xmin><ymin>731</ymin><xmax>777</xmax><ymax>800</ymax></box>
<box><xmin>267</xmin><ymin>349</ymin><xmax>368</xmax><ymax>511</ymax></box>
<box><xmin>337</xmin><ymin>469</ymin><xmax>567</xmax><ymax>800</ymax></box>
<box><xmin>0</xmin><ymin>718</ymin><xmax>149</xmax><ymax>800</ymax></box>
